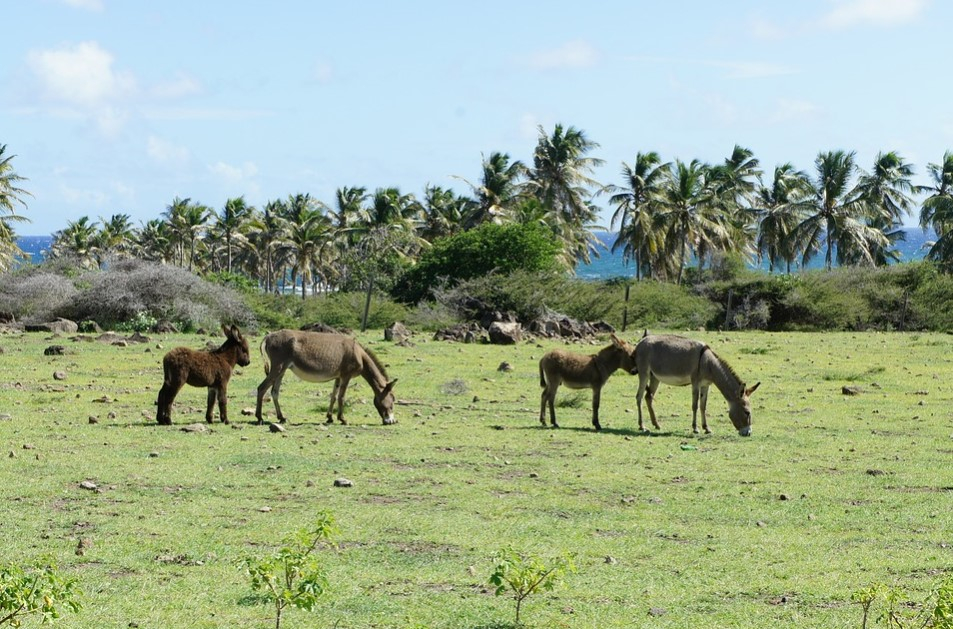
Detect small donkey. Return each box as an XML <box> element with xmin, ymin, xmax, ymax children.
<box><xmin>156</xmin><ymin>324</ymin><xmax>251</xmax><ymax>425</ymax></box>
<box><xmin>538</xmin><ymin>333</ymin><xmax>636</xmax><ymax>431</ymax></box>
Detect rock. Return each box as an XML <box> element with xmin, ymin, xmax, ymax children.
<box><xmin>78</xmin><ymin>320</ymin><xmax>103</xmax><ymax>333</ymax></box>
<box><xmin>88</xmin><ymin>416</ymin><xmax>98</xmax><ymax>424</ymax></box>
<box><xmin>842</xmin><ymin>385</ymin><xmax>862</xmax><ymax>396</ymax></box>
<box><xmin>258</xmin><ymin>506</ymin><xmax>272</xmax><ymax>512</ymax></box>
<box><xmin>488</xmin><ymin>321</ymin><xmax>522</xmax><ymax>345</ymax></box>
<box><xmin>180</xmin><ymin>423</ymin><xmax>208</xmax><ymax>433</ymax></box>
<box><xmin>497</xmin><ymin>361</ymin><xmax>513</xmax><ymax>372</ymax></box>
<box><xmin>300</xmin><ymin>322</ymin><xmax>343</xmax><ymax>334</ymax></box>
<box><xmin>53</xmin><ymin>371</ymin><xmax>67</xmax><ymax>381</ymax></box>
<box><xmin>333</xmin><ymin>478</ymin><xmax>354</xmax><ymax>488</ymax></box>
<box><xmin>779</xmin><ymin>494</ymin><xmax>790</xmax><ymax>501</ymax></box>
<box><xmin>26</xmin><ymin>318</ymin><xmax>79</xmax><ymax>334</ymax></box>
<box><xmin>79</xmin><ymin>480</ymin><xmax>98</xmax><ymax>491</ymax></box>
<box><xmin>153</xmin><ymin>320</ymin><xmax>178</xmax><ymax>334</ymax></box>
<box><xmin>648</xmin><ymin>607</ymin><xmax>666</xmax><ymax>617</ymax></box>
<box><xmin>866</xmin><ymin>469</ymin><xmax>886</xmax><ymax>476</ymax></box>
<box><xmin>75</xmin><ymin>538</ymin><xmax>91</xmax><ymax>556</ymax></box>
<box><xmin>149</xmin><ymin>452</ymin><xmax>159</xmax><ymax>458</ymax></box>
<box><xmin>240</xmin><ymin>408</ymin><xmax>255</xmax><ymax>416</ymax></box>
<box><xmin>44</xmin><ymin>345</ymin><xmax>66</xmax><ymax>356</ymax></box>
<box><xmin>433</xmin><ymin>322</ymin><xmax>483</xmax><ymax>343</ymax></box>
<box><xmin>384</xmin><ymin>321</ymin><xmax>410</xmax><ymax>343</ymax></box>
<box><xmin>127</xmin><ymin>331</ymin><xmax>151</xmax><ymax>344</ymax></box>
<box><xmin>268</xmin><ymin>423</ymin><xmax>285</xmax><ymax>433</ymax></box>
<box><xmin>604</xmin><ymin>556</ymin><xmax>617</xmax><ymax>564</ymax></box>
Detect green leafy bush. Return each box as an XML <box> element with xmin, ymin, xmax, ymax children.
<box><xmin>0</xmin><ymin>559</ymin><xmax>81</xmax><ymax>626</ymax></box>
<box><xmin>393</xmin><ymin>223</ymin><xmax>561</xmax><ymax>304</ymax></box>
<box><xmin>489</xmin><ymin>547</ymin><xmax>575</xmax><ymax>626</ymax></box>
<box><xmin>246</xmin><ymin>291</ymin><xmax>409</xmax><ymax>332</ymax></box>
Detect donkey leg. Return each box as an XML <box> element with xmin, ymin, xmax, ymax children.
<box><xmin>271</xmin><ymin>372</ymin><xmax>287</xmax><ymax>423</ymax></box>
<box><xmin>326</xmin><ymin>380</ymin><xmax>339</xmax><ymax>424</ymax></box>
<box><xmin>217</xmin><ymin>385</ymin><xmax>230</xmax><ymax>425</ymax></box>
<box><xmin>645</xmin><ymin>376</ymin><xmax>662</xmax><ymax>430</ymax></box>
<box><xmin>591</xmin><ymin>386</ymin><xmax>602</xmax><ymax>431</ymax></box>
<box><xmin>539</xmin><ymin>388</ymin><xmax>549</xmax><ymax>426</ymax></box>
<box><xmin>335</xmin><ymin>377</ymin><xmax>351</xmax><ymax>425</ymax></box>
<box><xmin>206</xmin><ymin>387</ymin><xmax>218</xmax><ymax>423</ymax></box>
<box><xmin>256</xmin><ymin>368</ymin><xmax>280</xmax><ymax>425</ymax></box>
<box><xmin>635</xmin><ymin>376</ymin><xmax>647</xmax><ymax>431</ymax></box>
<box><xmin>156</xmin><ymin>381</ymin><xmax>183</xmax><ymax>425</ymax></box>
<box><xmin>699</xmin><ymin>385</ymin><xmax>710</xmax><ymax>434</ymax></box>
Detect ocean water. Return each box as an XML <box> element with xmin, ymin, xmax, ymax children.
<box><xmin>15</xmin><ymin>229</ymin><xmax>938</xmax><ymax>280</ymax></box>
<box><xmin>576</xmin><ymin>227</ymin><xmax>937</xmax><ymax>280</ymax></box>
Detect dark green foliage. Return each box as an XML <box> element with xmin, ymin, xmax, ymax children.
<box><xmin>393</xmin><ymin>223</ymin><xmax>561</xmax><ymax>304</ymax></box>
<box><xmin>247</xmin><ymin>291</ymin><xmax>409</xmax><ymax>331</ymax></box>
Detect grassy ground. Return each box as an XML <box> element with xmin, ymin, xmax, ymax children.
<box><xmin>0</xmin><ymin>327</ymin><xmax>950</xmax><ymax>628</ymax></box>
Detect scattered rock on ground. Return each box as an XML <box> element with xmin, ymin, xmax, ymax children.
<box><xmin>333</xmin><ymin>478</ymin><xmax>354</xmax><ymax>488</ymax></box>
<box><xmin>384</xmin><ymin>321</ymin><xmax>410</xmax><ymax>343</ymax></box>
<box><xmin>180</xmin><ymin>423</ymin><xmax>208</xmax><ymax>433</ymax></box>
<box><xmin>488</xmin><ymin>321</ymin><xmax>522</xmax><ymax>345</ymax></box>
<box><xmin>44</xmin><ymin>345</ymin><xmax>66</xmax><ymax>356</ymax></box>
<box><xmin>26</xmin><ymin>318</ymin><xmax>79</xmax><ymax>334</ymax></box>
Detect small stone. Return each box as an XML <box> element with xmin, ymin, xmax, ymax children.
<box><xmin>107</xmin><ymin>411</ymin><xmax>117</xmax><ymax>420</ymax></box>
<box><xmin>180</xmin><ymin>423</ymin><xmax>208</xmax><ymax>433</ymax></box>
<box><xmin>75</xmin><ymin>538</ymin><xmax>91</xmax><ymax>556</ymax></box>
<box><xmin>258</xmin><ymin>506</ymin><xmax>272</xmax><ymax>512</ymax></box>
<box><xmin>22</xmin><ymin>444</ymin><xmax>35</xmax><ymax>450</ymax></box>
<box><xmin>604</xmin><ymin>556</ymin><xmax>617</xmax><ymax>564</ymax></box>
<box><xmin>148</xmin><ymin>452</ymin><xmax>159</xmax><ymax>458</ymax></box>
<box><xmin>0</xmin><ymin>414</ymin><xmax>11</xmax><ymax>421</ymax></box>
<box><xmin>8</xmin><ymin>451</ymin><xmax>15</xmax><ymax>458</ymax></box>
<box><xmin>305</xmin><ymin>480</ymin><xmax>315</xmax><ymax>487</ymax></box>
<box><xmin>497</xmin><ymin>361</ymin><xmax>513</xmax><ymax>372</ymax></box>
<box><xmin>648</xmin><ymin>607</ymin><xmax>666</xmax><ymax>617</ymax></box>
<box><xmin>79</xmin><ymin>480</ymin><xmax>98</xmax><ymax>491</ymax></box>
<box><xmin>241</xmin><ymin>408</ymin><xmax>255</xmax><ymax>416</ymax></box>
<box><xmin>268</xmin><ymin>423</ymin><xmax>285</xmax><ymax>433</ymax></box>
<box><xmin>756</xmin><ymin>520</ymin><xmax>767</xmax><ymax>527</ymax></box>
<box><xmin>333</xmin><ymin>478</ymin><xmax>353</xmax><ymax>488</ymax></box>
<box><xmin>866</xmin><ymin>469</ymin><xmax>886</xmax><ymax>476</ymax></box>
<box><xmin>842</xmin><ymin>385</ymin><xmax>862</xmax><ymax>396</ymax></box>
<box><xmin>53</xmin><ymin>371</ymin><xmax>67</xmax><ymax>381</ymax></box>
<box><xmin>779</xmin><ymin>494</ymin><xmax>789</xmax><ymax>501</ymax></box>
<box><xmin>529</xmin><ymin>472</ymin><xmax>540</xmax><ymax>478</ymax></box>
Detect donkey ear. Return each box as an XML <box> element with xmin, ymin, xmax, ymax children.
<box><xmin>231</xmin><ymin>325</ymin><xmax>242</xmax><ymax>339</ymax></box>
<box><xmin>221</xmin><ymin>324</ymin><xmax>230</xmax><ymax>338</ymax></box>
<box><xmin>746</xmin><ymin>382</ymin><xmax>761</xmax><ymax>396</ymax></box>
<box><xmin>611</xmin><ymin>333</ymin><xmax>623</xmax><ymax>348</ymax></box>
<box><xmin>382</xmin><ymin>379</ymin><xmax>398</xmax><ymax>396</ymax></box>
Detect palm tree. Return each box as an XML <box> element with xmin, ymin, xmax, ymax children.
<box><xmin>286</xmin><ymin>208</ymin><xmax>332</xmax><ymax>299</ymax></box>
<box><xmin>755</xmin><ymin>163</ymin><xmax>813</xmax><ymax>273</ymax></box>
<box><xmin>163</xmin><ymin>197</ymin><xmax>211</xmax><ymax>270</ymax></box>
<box><xmin>0</xmin><ymin>144</ymin><xmax>32</xmax><ymax>270</ymax></box>
<box><xmin>853</xmin><ymin>151</ymin><xmax>919</xmax><ymax>265</ymax></box>
<box><xmin>920</xmin><ymin>151</ymin><xmax>953</xmax><ymax>267</ymax></box>
<box><xmin>94</xmin><ymin>213</ymin><xmax>136</xmax><ymax>266</ymax></box>
<box><xmin>50</xmin><ymin>216</ymin><xmax>100</xmax><ymax>269</ymax></box>
<box><xmin>607</xmin><ymin>151</ymin><xmax>669</xmax><ymax>280</ymax></box>
<box><xmin>212</xmin><ymin>196</ymin><xmax>254</xmax><ymax>274</ymax></box>
<box><xmin>654</xmin><ymin>160</ymin><xmax>729</xmax><ymax>284</ymax></box>
<box><xmin>245</xmin><ymin>200</ymin><xmax>290</xmax><ymax>293</ymax></box>
<box><xmin>419</xmin><ymin>184</ymin><xmax>472</xmax><ymax>243</ymax></box>
<box><xmin>795</xmin><ymin>150</ymin><xmax>886</xmax><ymax>270</ymax></box>
<box><xmin>528</xmin><ymin>124</ymin><xmax>605</xmax><ymax>267</ymax></box>
<box><xmin>458</xmin><ymin>152</ymin><xmax>527</xmax><ymax>228</ymax></box>
<box><xmin>136</xmin><ymin>219</ymin><xmax>174</xmax><ymax>264</ymax></box>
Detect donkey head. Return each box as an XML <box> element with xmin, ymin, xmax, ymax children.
<box><xmin>728</xmin><ymin>381</ymin><xmax>760</xmax><ymax>436</ymax></box>
<box><xmin>373</xmin><ymin>379</ymin><xmax>399</xmax><ymax>425</ymax></box>
<box><xmin>610</xmin><ymin>334</ymin><xmax>637</xmax><ymax>374</ymax></box>
<box><xmin>222</xmin><ymin>325</ymin><xmax>252</xmax><ymax>368</ymax></box>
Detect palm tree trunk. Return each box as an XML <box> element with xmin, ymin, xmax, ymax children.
<box><xmin>361</xmin><ymin>277</ymin><xmax>374</xmax><ymax>332</ymax></box>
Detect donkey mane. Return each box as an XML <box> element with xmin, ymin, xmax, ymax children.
<box><xmin>707</xmin><ymin>347</ymin><xmax>742</xmax><ymax>385</ymax></box>
<box><xmin>363</xmin><ymin>346</ymin><xmax>389</xmax><ymax>379</ymax></box>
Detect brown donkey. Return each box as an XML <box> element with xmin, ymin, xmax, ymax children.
<box><xmin>156</xmin><ymin>325</ymin><xmax>251</xmax><ymax>425</ymax></box>
<box><xmin>538</xmin><ymin>334</ymin><xmax>636</xmax><ymax>431</ymax></box>
<box><xmin>631</xmin><ymin>333</ymin><xmax>760</xmax><ymax>436</ymax></box>
<box><xmin>255</xmin><ymin>330</ymin><xmax>398</xmax><ymax>425</ymax></box>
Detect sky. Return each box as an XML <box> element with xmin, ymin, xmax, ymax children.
<box><xmin>3</xmin><ymin>0</ymin><xmax>950</xmax><ymax>235</ymax></box>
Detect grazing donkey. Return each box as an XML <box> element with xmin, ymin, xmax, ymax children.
<box><xmin>631</xmin><ymin>333</ymin><xmax>760</xmax><ymax>436</ymax></box>
<box><xmin>255</xmin><ymin>330</ymin><xmax>398</xmax><ymax>426</ymax></box>
<box><xmin>156</xmin><ymin>325</ymin><xmax>251</xmax><ymax>425</ymax></box>
<box><xmin>538</xmin><ymin>333</ymin><xmax>636</xmax><ymax>431</ymax></box>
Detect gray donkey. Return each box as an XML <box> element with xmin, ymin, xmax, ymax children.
<box><xmin>538</xmin><ymin>333</ymin><xmax>636</xmax><ymax>431</ymax></box>
<box><xmin>632</xmin><ymin>333</ymin><xmax>759</xmax><ymax>436</ymax></box>
<box><xmin>256</xmin><ymin>330</ymin><xmax>397</xmax><ymax>425</ymax></box>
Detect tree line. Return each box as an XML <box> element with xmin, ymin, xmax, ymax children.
<box><xmin>4</xmin><ymin>130</ymin><xmax>953</xmax><ymax>295</ymax></box>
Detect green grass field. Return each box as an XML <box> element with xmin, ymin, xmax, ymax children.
<box><xmin>0</xmin><ymin>328</ymin><xmax>950</xmax><ymax>628</ymax></box>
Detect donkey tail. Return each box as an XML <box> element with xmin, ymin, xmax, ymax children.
<box><xmin>260</xmin><ymin>337</ymin><xmax>270</xmax><ymax>376</ymax></box>
<box><xmin>539</xmin><ymin>360</ymin><xmax>547</xmax><ymax>388</ymax></box>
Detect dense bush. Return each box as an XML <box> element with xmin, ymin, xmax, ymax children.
<box><xmin>393</xmin><ymin>223</ymin><xmax>562</xmax><ymax>304</ymax></box>
<box><xmin>247</xmin><ymin>291</ymin><xmax>409</xmax><ymax>332</ymax></box>
<box><xmin>0</xmin><ymin>259</ymin><xmax>255</xmax><ymax>331</ymax></box>
<box><xmin>432</xmin><ymin>271</ymin><xmax>717</xmax><ymax>331</ymax></box>
<box><xmin>0</xmin><ymin>269</ymin><xmax>78</xmax><ymax>323</ymax></box>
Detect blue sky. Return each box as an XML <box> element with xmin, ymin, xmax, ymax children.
<box><xmin>3</xmin><ymin>0</ymin><xmax>948</xmax><ymax>234</ymax></box>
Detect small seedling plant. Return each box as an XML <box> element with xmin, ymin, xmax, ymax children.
<box><xmin>244</xmin><ymin>513</ymin><xmax>338</xmax><ymax>629</ymax></box>
<box><xmin>0</xmin><ymin>560</ymin><xmax>81</xmax><ymax>627</ymax></box>
<box><xmin>852</xmin><ymin>575</ymin><xmax>953</xmax><ymax>629</ymax></box>
<box><xmin>489</xmin><ymin>547</ymin><xmax>575</xmax><ymax>626</ymax></box>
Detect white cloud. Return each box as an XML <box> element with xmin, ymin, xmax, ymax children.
<box><xmin>526</xmin><ymin>40</ymin><xmax>599</xmax><ymax>71</ymax></box>
<box><xmin>60</xmin><ymin>0</ymin><xmax>104</xmax><ymax>11</ymax></box>
<box><xmin>27</xmin><ymin>41</ymin><xmax>135</xmax><ymax>107</ymax></box>
<box><xmin>209</xmin><ymin>161</ymin><xmax>258</xmax><ymax>184</ymax></box>
<box><xmin>704</xmin><ymin>60</ymin><xmax>797</xmax><ymax>80</ymax></box>
<box><xmin>748</xmin><ymin>16</ymin><xmax>788</xmax><ymax>41</ymax></box>
<box><xmin>60</xmin><ymin>184</ymin><xmax>108</xmax><ymax>206</ymax></box>
<box><xmin>820</xmin><ymin>0</ymin><xmax>929</xmax><ymax>29</ymax></box>
<box><xmin>147</xmin><ymin>136</ymin><xmax>190</xmax><ymax>164</ymax></box>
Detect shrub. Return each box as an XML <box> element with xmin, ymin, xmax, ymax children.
<box><xmin>245</xmin><ymin>291</ymin><xmax>409</xmax><ymax>332</ymax></box>
<box><xmin>0</xmin><ymin>270</ymin><xmax>78</xmax><ymax>323</ymax></box>
<box><xmin>489</xmin><ymin>547</ymin><xmax>575</xmax><ymax>626</ymax></box>
<box><xmin>393</xmin><ymin>223</ymin><xmax>562</xmax><ymax>304</ymax></box>
<box><xmin>63</xmin><ymin>259</ymin><xmax>255</xmax><ymax>332</ymax></box>
<box><xmin>0</xmin><ymin>559</ymin><xmax>81</xmax><ymax>626</ymax></box>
